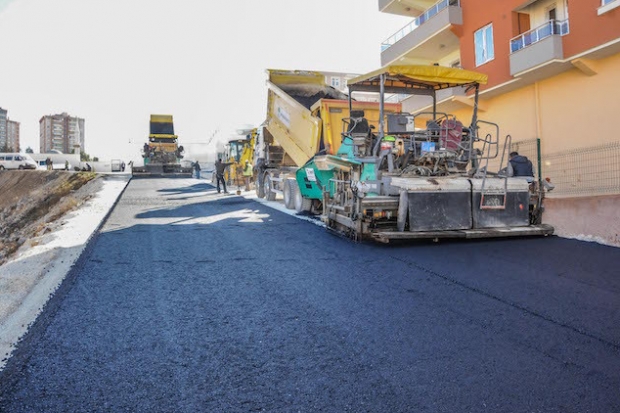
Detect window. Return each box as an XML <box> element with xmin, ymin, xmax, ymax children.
<box><xmin>330</xmin><ymin>77</ymin><xmax>341</xmax><ymax>88</ymax></box>
<box><xmin>474</xmin><ymin>24</ymin><xmax>494</xmax><ymax>66</ymax></box>
<box><xmin>598</xmin><ymin>0</ymin><xmax>620</xmax><ymax>14</ymax></box>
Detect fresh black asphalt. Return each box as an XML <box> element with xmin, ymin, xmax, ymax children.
<box><xmin>1</xmin><ymin>177</ymin><xmax>619</xmax><ymax>412</ymax></box>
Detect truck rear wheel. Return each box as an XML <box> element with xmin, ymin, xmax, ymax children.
<box><xmin>256</xmin><ymin>174</ymin><xmax>265</xmax><ymax>198</ymax></box>
<box><xmin>294</xmin><ymin>182</ymin><xmax>312</xmax><ymax>213</ymax></box>
<box><xmin>283</xmin><ymin>179</ymin><xmax>295</xmax><ymax>209</ymax></box>
<box><xmin>265</xmin><ymin>173</ymin><xmax>276</xmax><ymax>201</ymax></box>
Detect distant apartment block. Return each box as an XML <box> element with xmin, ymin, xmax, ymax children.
<box><xmin>321</xmin><ymin>71</ymin><xmax>381</xmax><ymax>102</ymax></box>
<box><xmin>7</xmin><ymin>120</ymin><xmax>20</xmax><ymax>152</ymax></box>
<box><xmin>39</xmin><ymin>112</ymin><xmax>85</xmax><ymax>154</ymax></box>
<box><xmin>0</xmin><ymin>107</ymin><xmax>7</xmax><ymax>150</ymax></box>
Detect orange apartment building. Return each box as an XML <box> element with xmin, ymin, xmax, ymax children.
<box><xmin>378</xmin><ymin>0</ymin><xmax>620</xmax><ymax>246</ymax></box>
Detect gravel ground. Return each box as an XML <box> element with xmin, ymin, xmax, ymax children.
<box><xmin>0</xmin><ymin>176</ymin><xmax>619</xmax><ymax>412</ymax></box>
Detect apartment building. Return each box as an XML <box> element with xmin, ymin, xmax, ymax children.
<box><xmin>0</xmin><ymin>107</ymin><xmax>7</xmax><ymax>150</ymax></box>
<box><xmin>39</xmin><ymin>112</ymin><xmax>85</xmax><ymax>154</ymax></box>
<box><xmin>378</xmin><ymin>0</ymin><xmax>620</xmax><ymax>245</ymax></box>
<box><xmin>321</xmin><ymin>71</ymin><xmax>381</xmax><ymax>102</ymax></box>
<box><xmin>7</xmin><ymin>120</ymin><xmax>20</xmax><ymax>152</ymax></box>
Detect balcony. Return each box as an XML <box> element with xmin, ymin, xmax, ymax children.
<box><xmin>509</xmin><ymin>19</ymin><xmax>569</xmax><ymax>76</ymax></box>
<box><xmin>379</xmin><ymin>0</ymin><xmax>440</xmax><ymax>16</ymax></box>
<box><xmin>380</xmin><ymin>0</ymin><xmax>462</xmax><ymax>66</ymax></box>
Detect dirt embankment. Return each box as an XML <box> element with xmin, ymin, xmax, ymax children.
<box><xmin>0</xmin><ymin>171</ymin><xmax>102</xmax><ymax>264</ymax></box>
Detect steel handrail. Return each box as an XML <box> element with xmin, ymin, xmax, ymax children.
<box><xmin>510</xmin><ymin>19</ymin><xmax>569</xmax><ymax>54</ymax></box>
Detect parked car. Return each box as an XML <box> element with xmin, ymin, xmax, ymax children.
<box><xmin>0</xmin><ymin>153</ymin><xmax>37</xmax><ymax>170</ymax></box>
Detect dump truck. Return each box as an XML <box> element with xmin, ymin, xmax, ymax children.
<box><xmin>134</xmin><ymin>114</ymin><xmax>190</xmax><ymax>175</ymax></box>
<box><xmin>255</xmin><ymin>69</ymin><xmax>402</xmax><ymax>212</ymax></box>
<box><xmin>297</xmin><ymin>65</ymin><xmax>554</xmax><ymax>243</ymax></box>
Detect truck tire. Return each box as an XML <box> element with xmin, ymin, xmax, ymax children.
<box><xmin>265</xmin><ymin>173</ymin><xmax>276</xmax><ymax>201</ymax></box>
<box><xmin>294</xmin><ymin>181</ymin><xmax>312</xmax><ymax>213</ymax></box>
<box><xmin>283</xmin><ymin>179</ymin><xmax>295</xmax><ymax>209</ymax></box>
<box><xmin>256</xmin><ymin>174</ymin><xmax>265</xmax><ymax>198</ymax></box>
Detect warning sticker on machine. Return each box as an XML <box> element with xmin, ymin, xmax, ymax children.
<box><xmin>305</xmin><ymin>168</ymin><xmax>317</xmax><ymax>182</ymax></box>
<box><xmin>276</xmin><ymin>106</ymin><xmax>291</xmax><ymax>128</ymax></box>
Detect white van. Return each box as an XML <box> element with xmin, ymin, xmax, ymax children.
<box><xmin>0</xmin><ymin>153</ymin><xmax>38</xmax><ymax>170</ymax></box>
<box><xmin>36</xmin><ymin>159</ymin><xmax>73</xmax><ymax>171</ymax></box>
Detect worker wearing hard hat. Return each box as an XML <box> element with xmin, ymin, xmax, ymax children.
<box><xmin>243</xmin><ymin>160</ymin><xmax>253</xmax><ymax>192</ymax></box>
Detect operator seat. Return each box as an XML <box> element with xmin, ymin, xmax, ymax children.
<box><xmin>348</xmin><ymin>110</ymin><xmax>370</xmax><ymax>135</ymax></box>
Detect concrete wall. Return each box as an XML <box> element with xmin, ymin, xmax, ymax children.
<box><xmin>544</xmin><ymin>195</ymin><xmax>620</xmax><ymax>247</ymax></box>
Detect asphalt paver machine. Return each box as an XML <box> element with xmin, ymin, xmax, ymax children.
<box><xmin>305</xmin><ymin>65</ymin><xmax>554</xmax><ymax>242</ymax></box>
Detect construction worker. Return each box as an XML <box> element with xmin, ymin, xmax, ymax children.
<box><xmin>508</xmin><ymin>151</ymin><xmax>534</xmax><ymax>182</ymax></box>
<box><xmin>193</xmin><ymin>161</ymin><xmax>201</xmax><ymax>179</ymax></box>
<box><xmin>214</xmin><ymin>158</ymin><xmax>232</xmax><ymax>193</ymax></box>
<box><xmin>243</xmin><ymin>160</ymin><xmax>253</xmax><ymax>191</ymax></box>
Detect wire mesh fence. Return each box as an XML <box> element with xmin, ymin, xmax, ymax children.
<box><xmin>543</xmin><ymin>141</ymin><xmax>620</xmax><ymax>197</ymax></box>
<box><xmin>511</xmin><ymin>139</ymin><xmax>620</xmax><ymax>198</ymax></box>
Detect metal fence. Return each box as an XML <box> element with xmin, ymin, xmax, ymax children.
<box><xmin>512</xmin><ymin>139</ymin><xmax>620</xmax><ymax>198</ymax></box>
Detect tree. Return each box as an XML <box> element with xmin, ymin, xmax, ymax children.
<box><xmin>93</xmin><ymin>157</ymin><xmax>99</xmax><ymax>162</ymax></box>
<box><xmin>80</xmin><ymin>151</ymin><xmax>91</xmax><ymax>162</ymax></box>
<box><xmin>25</xmin><ymin>147</ymin><xmax>34</xmax><ymax>154</ymax></box>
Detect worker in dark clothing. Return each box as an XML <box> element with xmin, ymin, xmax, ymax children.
<box><xmin>214</xmin><ymin>158</ymin><xmax>232</xmax><ymax>193</ymax></box>
<box><xmin>193</xmin><ymin>161</ymin><xmax>201</xmax><ymax>179</ymax></box>
<box><xmin>508</xmin><ymin>151</ymin><xmax>534</xmax><ymax>180</ymax></box>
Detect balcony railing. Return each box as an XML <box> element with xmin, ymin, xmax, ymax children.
<box><xmin>381</xmin><ymin>0</ymin><xmax>460</xmax><ymax>52</ymax></box>
<box><xmin>510</xmin><ymin>19</ymin><xmax>569</xmax><ymax>54</ymax></box>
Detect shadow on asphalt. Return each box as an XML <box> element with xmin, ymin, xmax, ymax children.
<box><xmin>156</xmin><ymin>183</ymin><xmax>215</xmax><ymax>196</ymax></box>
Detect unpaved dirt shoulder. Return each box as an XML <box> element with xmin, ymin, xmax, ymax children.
<box><xmin>0</xmin><ymin>171</ymin><xmax>101</xmax><ymax>265</ymax></box>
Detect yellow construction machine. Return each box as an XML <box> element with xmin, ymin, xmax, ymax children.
<box><xmin>218</xmin><ymin>128</ymin><xmax>257</xmax><ymax>192</ymax></box>
<box><xmin>133</xmin><ymin>114</ymin><xmax>191</xmax><ymax>175</ymax></box>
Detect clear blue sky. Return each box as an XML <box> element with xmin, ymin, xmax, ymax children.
<box><xmin>0</xmin><ymin>0</ymin><xmax>407</xmax><ymax>162</ymax></box>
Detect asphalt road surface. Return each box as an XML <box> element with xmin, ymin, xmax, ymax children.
<box><xmin>1</xmin><ymin>177</ymin><xmax>619</xmax><ymax>412</ymax></box>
